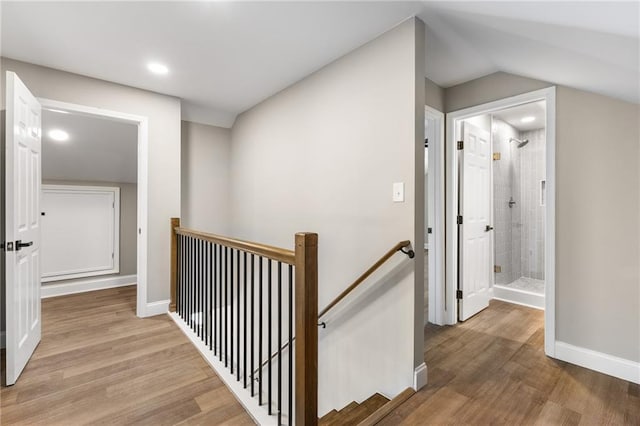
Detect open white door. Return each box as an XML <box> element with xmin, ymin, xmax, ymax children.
<box><xmin>5</xmin><ymin>71</ymin><xmax>42</xmax><ymax>385</ymax></box>
<box><xmin>458</xmin><ymin>121</ymin><xmax>492</xmax><ymax>321</ymax></box>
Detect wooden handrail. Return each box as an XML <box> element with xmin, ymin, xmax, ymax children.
<box><xmin>174</xmin><ymin>227</ymin><xmax>296</xmax><ymax>265</ymax></box>
<box><xmin>318</xmin><ymin>240</ymin><xmax>414</xmax><ymax>319</ymax></box>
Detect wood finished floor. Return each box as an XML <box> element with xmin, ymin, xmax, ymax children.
<box><xmin>0</xmin><ymin>286</ymin><xmax>254</xmax><ymax>426</ymax></box>
<box><xmin>380</xmin><ymin>300</ymin><xmax>640</xmax><ymax>425</ymax></box>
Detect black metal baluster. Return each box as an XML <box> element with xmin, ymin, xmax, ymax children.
<box><xmin>214</xmin><ymin>244</ymin><xmax>218</xmax><ymax>355</ymax></box>
<box><xmin>209</xmin><ymin>242</ymin><xmax>213</xmax><ymax>351</ymax></box>
<box><xmin>177</xmin><ymin>235</ymin><xmax>181</xmax><ymax>318</ymax></box>
<box><xmin>203</xmin><ymin>241</ymin><xmax>208</xmax><ymax>347</ymax></box>
<box><xmin>288</xmin><ymin>264</ymin><xmax>293</xmax><ymax>426</ymax></box>
<box><xmin>224</xmin><ymin>247</ymin><xmax>228</xmax><ymax>367</ymax></box>
<box><xmin>185</xmin><ymin>237</ymin><xmax>189</xmax><ymax>324</ymax></box>
<box><xmin>192</xmin><ymin>237</ymin><xmax>197</xmax><ymax>333</ymax></box>
<box><xmin>258</xmin><ymin>256</ymin><xmax>263</xmax><ymax>406</ymax></box>
<box><xmin>268</xmin><ymin>259</ymin><xmax>272</xmax><ymax>415</ymax></box>
<box><xmin>181</xmin><ymin>235</ymin><xmax>185</xmax><ymax>319</ymax></box>
<box><xmin>251</xmin><ymin>254</ymin><xmax>255</xmax><ymax>397</ymax></box>
<box><xmin>176</xmin><ymin>235</ymin><xmax>180</xmax><ymax>317</ymax></box>
<box><xmin>243</xmin><ymin>252</ymin><xmax>248</xmax><ymax>388</ymax></box>
<box><xmin>203</xmin><ymin>240</ymin><xmax>208</xmax><ymax>346</ymax></box>
<box><xmin>230</xmin><ymin>249</ymin><xmax>235</xmax><ymax>374</ymax></box>
<box><xmin>184</xmin><ymin>235</ymin><xmax>188</xmax><ymax>322</ymax></box>
<box><xmin>277</xmin><ymin>261</ymin><xmax>282</xmax><ymax>424</ymax></box>
<box><xmin>236</xmin><ymin>249</ymin><xmax>241</xmax><ymax>382</ymax></box>
<box><xmin>189</xmin><ymin>237</ymin><xmax>194</xmax><ymax>330</ymax></box>
<box><xmin>198</xmin><ymin>239</ymin><xmax>202</xmax><ymax>339</ymax></box>
<box><xmin>219</xmin><ymin>244</ymin><xmax>223</xmax><ymax>361</ymax></box>
<box><xmin>205</xmin><ymin>241</ymin><xmax>209</xmax><ymax>346</ymax></box>
<box><xmin>201</xmin><ymin>239</ymin><xmax>205</xmax><ymax>341</ymax></box>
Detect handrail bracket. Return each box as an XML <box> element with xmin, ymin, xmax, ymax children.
<box><xmin>399</xmin><ymin>246</ymin><xmax>415</xmax><ymax>258</ymax></box>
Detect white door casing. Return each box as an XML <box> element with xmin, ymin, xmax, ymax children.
<box><xmin>458</xmin><ymin>121</ymin><xmax>492</xmax><ymax>321</ymax></box>
<box><xmin>5</xmin><ymin>71</ymin><xmax>42</xmax><ymax>385</ymax></box>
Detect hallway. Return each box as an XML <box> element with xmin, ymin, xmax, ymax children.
<box><xmin>1</xmin><ymin>287</ymin><xmax>253</xmax><ymax>425</ymax></box>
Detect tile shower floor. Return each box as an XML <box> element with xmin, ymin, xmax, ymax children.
<box><xmin>500</xmin><ymin>276</ymin><xmax>545</xmax><ymax>295</ymax></box>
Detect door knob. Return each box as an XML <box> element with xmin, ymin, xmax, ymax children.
<box><xmin>15</xmin><ymin>240</ymin><xmax>34</xmax><ymax>251</ymax></box>
<box><xmin>485</xmin><ymin>225</ymin><xmax>494</xmax><ymax>232</ymax></box>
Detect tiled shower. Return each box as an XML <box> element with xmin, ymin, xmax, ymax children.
<box><xmin>492</xmin><ymin>116</ymin><xmax>546</xmax><ymax>301</ymax></box>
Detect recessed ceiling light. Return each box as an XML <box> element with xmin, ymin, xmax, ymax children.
<box><xmin>521</xmin><ymin>116</ymin><xmax>535</xmax><ymax>123</ymax></box>
<box><xmin>147</xmin><ymin>62</ymin><xmax>169</xmax><ymax>75</ymax></box>
<box><xmin>48</xmin><ymin>129</ymin><xmax>69</xmax><ymax>142</ymax></box>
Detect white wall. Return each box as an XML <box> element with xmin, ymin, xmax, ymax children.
<box><xmin>181</xmin><ymin>121</ymin><xmax>231</xmax><ymax>234</ymax></box>
<box><xmin>230</xmin><ymin>18</ymin><xmax>425</xmax><ymax>413</ymax></box>
<box><xmin>445</xmin><ymin>72</ymin><xmax>640</xmax><ymax>364</ymax></box>
<box><xmin>1</xmin><ymin>58</ymin><xmax>181</xmax><ymax>304</ymax></box>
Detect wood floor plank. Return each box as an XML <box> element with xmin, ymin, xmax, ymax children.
<box><xmin>378</xmin><ymin>300</ymin><xmax>639</xmax><ymax>425</ymax></box>
<box><xmin>1</xmin><ymin>286</ymin><xmax>254</xmax><ymax>425</ymax></box>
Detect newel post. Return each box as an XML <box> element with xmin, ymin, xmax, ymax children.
<box><xmin>294</xmin><ymin>232</ymin><xmax>318</xmax><ymax>425</ymax></box>
<box><xmin>170</xmin><ymin>217</ymin><xmax>180</xmax><ymax>312</ymax></box>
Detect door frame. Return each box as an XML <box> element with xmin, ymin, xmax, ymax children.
<box><xmin>38</xmin><ymin>98</ymin><xmax>150</xmax><ymax>318</ymax></box>
<box><xmin>424</xmin><ymin>105</ymin><xmax>446</xmax><ymax>325</ymax></box>
<box><xmin>444</xmin><ymin>87</ymin><xmax>556</xmax><ymax>357</ymax></box>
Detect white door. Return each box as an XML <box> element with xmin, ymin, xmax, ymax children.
<box><xmin>458</xmin><ymin>121</ymin><xmax>492</xmax><ymax>321</ymax></box>
<box><xmin>5</xmin><ymin>71</ymin><xmax>42</xmax><ymax>385</ymax></box>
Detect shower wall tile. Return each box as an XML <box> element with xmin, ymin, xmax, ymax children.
<box><xmin>519</xmin><ymin>127</ymin><xmax>546</xmax><ymax>280</ymax></box>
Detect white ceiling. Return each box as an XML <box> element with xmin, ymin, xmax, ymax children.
<box><xmin>2</xmin><ymin>2</ymin><xmax>638</xmax><ymax>128</ymax></box>
<box><xmin>42</xmin><ymin>109</ymin><xmax>138</xmax><ymax>183</ymax></box>
<box><xmin>492</xmin><ymin>101</ymin><xmax>546</xmax><ymax>132</ymax></box>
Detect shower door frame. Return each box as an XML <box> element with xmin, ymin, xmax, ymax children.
<box><xmin>444</xmin><ymin>87</ymin><xmax>557</xmax><ymax>358</ymax></box>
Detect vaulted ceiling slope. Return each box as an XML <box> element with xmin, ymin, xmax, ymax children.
<box><xmin>2</xmin><ymin>2</ymin><xmax>638</xmax><ymax>128</ymax></box>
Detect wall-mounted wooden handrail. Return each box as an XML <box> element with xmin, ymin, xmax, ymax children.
<box><xmin>318</xmin><ymin>240</ymin><xmax>414</xmax><ymax>319</ymax></box>
<box><xmin>174</xmin><ymin>227</ymin><xmax>296</xmax><ymax>265</ymax></box>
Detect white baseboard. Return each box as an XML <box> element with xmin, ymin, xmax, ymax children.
<box><xmin>143</xmin><ymin>300</ymin><xmax>170</xmax><ymax>317</ymax></box>
<box><xmin>413</xmin><ymin>362</ymin><xmax>428</xmax><ymax>390</ymax></box>
<box><xmin>41</xmin><ymin>274</ymin><xmax>137</xmax><ymax>298</ymax></box>
<box><xmin>493</xmin><ymin>285</ymin><xmax>544</xmax><ymax>310</ymax></box>
<box><xmin>169</xmin><ymin>312</ymin><xmax>278</xmax><ymax>425</ymax></box>
<box><xmin>555</xmin><ymin>341</ymin><xmax>640</xmax><ymax>384</ymax></box>
<box><xmin>0</xmin><ymin>331</ymin><xmax>5</xmax><ymax>349</ymax></box>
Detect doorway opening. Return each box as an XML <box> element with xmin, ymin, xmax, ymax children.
<box><xmin>39</xmin><ymin>98</ymin><xmax>149</xmax><ymax>318</ymax></box>
<box><xmin>444</xmin><ymin>87</ymin><xmax>556</xmax><ymax>357</ymax></box>
<box><xmin>424</xmin><ymin>106</ymin><xmax>445</xmax><ymax>326</ymax></box>
<box><xmin>40</xmin><ymin>108</ymin><xmax>138</xmax><ymax>306</ymax></box>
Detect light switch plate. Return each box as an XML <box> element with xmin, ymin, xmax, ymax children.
<box><xmin>393</xmin><ymin>182</ymin><xmax>405</xmax><ymax>202</ymax></box>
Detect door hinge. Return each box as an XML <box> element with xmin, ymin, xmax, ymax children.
<box><xmin>5</xmin><ymin>241</ymin><xmax>14</xmax><ymax>251</ymax></box>
<box><xmin>457</xmin><ymin>140</ymin><xmax>464</xmax><ymax>150</ymax></box>
<box><xmin>427</xmin><ymin>227</ymin><xmax>433</xmax><ymax>234</ymax></box>
<box><xmin>456</xmin><ymin>289</ymin><xmax>463</xmax><ymax>299</ymax></box>
<box><xmin>457</xmin><ymin>215</ymin><xmax>463</xmax><ymax>225</ymax></box>
<box><xmin>112</xmin><ymin>252</ymin><xmax>114</xmax><ymax>259</ymax></box>
<box><xmin>424</xmin><ymin>138</ymin><xmax>429</xmax><ymax>148</ymax></box>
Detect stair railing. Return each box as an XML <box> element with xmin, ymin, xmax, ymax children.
<box><xmin>170</xmin><ymin>218</ymin><xmax>318</xmax><ymax>425</ymax></box>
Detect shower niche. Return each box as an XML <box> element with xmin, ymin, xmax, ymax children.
<box><xmin>491</xmin><ymin>101</ymin><xmax>546</xmax><ymax>309</ymax></box>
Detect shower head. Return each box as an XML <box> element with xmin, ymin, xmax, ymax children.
<box><xmin>509</xmin><ymin>137</ymin><xmax>529</xmax><ymax>148</ymax></box>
